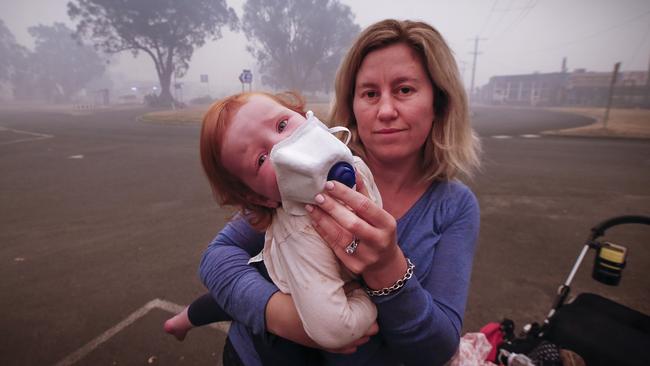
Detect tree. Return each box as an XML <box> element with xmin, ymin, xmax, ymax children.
<box><xmin>0</xmin><ymin>20</ymin><xmax>99</xmax><ymax>102</ymax></box>
<box><xmin>242</xmin><ymin>0</ymin><xmax>360</xmax><ymax>93</ymax></box>
<box><xmin>68</xmin><ymin>0</ymin><xmax>238</xmax><ymax>106</ymax></box>
<box><xmin>27</xmin><ymin>23</ymin><xmax>107</xmax><ymax>102</ymax></box>
<box><xmin>0</xmin><ymin>19</ymin><xmax>21</xmax><ymax>82</ymax></box>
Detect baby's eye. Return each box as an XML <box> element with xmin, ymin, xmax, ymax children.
<box><xmin>257</xmin><ymin>154</ymin><xmax>267</xmax><ymax>167</ymax></box>
<box><xmin>278</xmin><ymin>119</ymin><xmax>288</xmax><ymax>133</ymax></box>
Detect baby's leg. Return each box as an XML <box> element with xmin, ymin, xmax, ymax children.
<box><xmin>186</xmin><ymin>293</ymin><xmax>232</xmax><ymax>325</ymax></box>
<box><xmin>164</xmin><ymin>306</ymin><xmax>192</xmax><ymax>341</ymax></box>
<box><xmin>164</xmin><ymin>293</ymin><xmax>232</xmax><ymax>341</ymax></box>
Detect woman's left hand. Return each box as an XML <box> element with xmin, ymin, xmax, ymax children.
<box><xmin>305</xmin><ymin>180</ymin><xmax>407</xmax><ymax>290</ymax></box>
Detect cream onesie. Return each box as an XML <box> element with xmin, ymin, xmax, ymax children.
<box><xmin>254</xmin><ymin>157</ymin><xmax>381</xmax><ymax>349</ymax></box>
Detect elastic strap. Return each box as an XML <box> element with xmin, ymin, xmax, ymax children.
<box><xmin>328</xmin><ymin>126</ymin><xmax>351</xmax><ymax>145</ymax></box>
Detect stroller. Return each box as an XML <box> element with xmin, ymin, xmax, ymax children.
<box><xmin>494</xmin><ymin>215</ymin><xmax>650</xmax><ymax>366</ymax></box>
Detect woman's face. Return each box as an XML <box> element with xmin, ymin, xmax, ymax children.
<box><xmin>352</xmin><ymin>43</ymin><xmax>435</xmax><ymax>166</ymax></box>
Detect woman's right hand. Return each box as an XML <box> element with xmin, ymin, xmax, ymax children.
<box><xmin>306</xmin><ymin>179</ymin><xmax>408</xmax><ymax>290</ymax></box>
<box><xmin>265</xmin><ymin>292</ymin><xmax>378</xmax><ymax>353</ymax></box>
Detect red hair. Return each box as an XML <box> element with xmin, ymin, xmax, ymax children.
<box><xmin>200</xmin><ymin>91</ymin><xmax>306</xmax><ymax>229</ymax></box>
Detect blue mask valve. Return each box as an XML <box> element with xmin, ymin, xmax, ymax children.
<box><xmin>327</xmin><ymin>162</ymin><xmax>356</xmax><ymax>188</ymax></box>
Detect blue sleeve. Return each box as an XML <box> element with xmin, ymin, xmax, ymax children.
<box><xmin>372</xmin><ymin>184</ymin><xmax>480</xmax><ymax>366</ymax></box>
<box><xmin>199</xmin><ymin>215</ymin><xmax>280</xmax><ymax>335</ymax></box>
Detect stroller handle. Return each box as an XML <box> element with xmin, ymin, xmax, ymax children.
<box><xmin>589</xmin><ymin>215</ymin><xmax>650</xmax><ymax>241</ymax></box>
<box><xmin>543</xmin><ymin>214</ymin><xmax>650</xmax><ymax>334</ymax></box>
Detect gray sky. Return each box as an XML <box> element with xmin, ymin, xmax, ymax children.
<box><xmin>2</xmin><ymin>0</ymin><xmax>649</xmax><ymax>95</ymax></box>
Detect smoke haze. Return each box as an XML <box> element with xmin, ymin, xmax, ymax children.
<box><xmin>1</xmin><ymin>0</ymin><xmax>649</xmax><ymax>98</ymax></box>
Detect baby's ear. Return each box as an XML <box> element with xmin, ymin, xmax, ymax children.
<box><xmin>246</xmin><ymin>193</ymin><xmax>280</xmax><ymax>209</ymax></box>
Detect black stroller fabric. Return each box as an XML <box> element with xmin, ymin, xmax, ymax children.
<box><xmin>544</xmin><ymin>293</ymin><xmax>650</xmax><ymax>366</ymax></box>
<box><xmin>526</xmin><ymin>341</ymin><xmax>561</xmax><ymax>366</ymax></box>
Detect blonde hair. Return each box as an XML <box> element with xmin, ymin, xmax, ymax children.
<box><xmin>200</xmin><ymin>91</ymin><xmax>306</xmax><ymax>229</ymax></box>
<box><xmin>330</xmin><ymin>19</ymin><xmax>480</xmax><ymax>181</ymax></box>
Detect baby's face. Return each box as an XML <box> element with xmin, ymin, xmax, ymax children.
<box><xmin>221</xmin><ymin>95</ymin><xmax>307</xmax><ymax>206</ymax></box>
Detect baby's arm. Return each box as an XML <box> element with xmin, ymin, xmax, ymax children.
<box><xmin>272</xmin><ymin>226</ymin><xmax>377</xmax><ymax>349</ymax></box>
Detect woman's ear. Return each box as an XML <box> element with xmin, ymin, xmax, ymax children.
<box><xmin>246</xmin><ymin>193</ymin><xmax>280</xmax><ymax>209</ymax></box>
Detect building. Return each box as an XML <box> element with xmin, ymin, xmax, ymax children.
<box><xmin>479</xmin><ymin>69</ymin><xmax>649</xmax><ymax>108</ymax></box>
<box><xmin>479</xmin><ymin>72</ymin><xmax>568</xmax><ymax>107</ymax></box>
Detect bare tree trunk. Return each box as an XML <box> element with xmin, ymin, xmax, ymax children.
<box><xmin>158</xmin><ymin>68</ymin><xmax>174</xmax><ymax>107</ymax></box>
<box><xmin>146</xmin><ymin>47</ymin><xmax>175</xmax><ymax>108</ymax></box>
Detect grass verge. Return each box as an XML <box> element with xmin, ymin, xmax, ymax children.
<box><xmin>139</xmin><ymin>102</ymin><xmax>332</xmax><ymax>124</ymax></box>
<box><xmin>543</xmin><ymin>107</ymin><xmax>650</xmax><ymax>139</ymax></box>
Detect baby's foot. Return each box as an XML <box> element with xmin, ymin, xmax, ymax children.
<box><xmin>163</xmin><ymin>307</ymin><xmax>192</xmax><ymax>341</ymax></box>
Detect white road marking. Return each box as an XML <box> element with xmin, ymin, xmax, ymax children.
<box><xmin>53</xmin><ymin>298</ymin><xmax>230</xmax><ymax>366</ymax></box>
<box><xmin>0</xmin><ymin>126</ymin><xmax>54</xmax><ymax>146</ymax></box>
<box><xmin>492</xmin><ymin>134</ymin><xmax>543</xmax><ymax>139</ymax></box>
<box><xmin>68</xmin><ymin>155</ymin><xmax>84</xmax><ymax>159</ymax></box>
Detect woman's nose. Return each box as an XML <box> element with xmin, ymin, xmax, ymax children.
<box><xmin>377</xmin><ymin>96</ymin><xmax>398</xmax><ymax>121</ymax></box>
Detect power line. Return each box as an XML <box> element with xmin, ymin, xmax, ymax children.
<box><xmin>478</xmin><ymin>0</ymin><xmax>499</xmax><ymax>37</ymax></box>
<box><xmin>481</xmin><ymin>0</ymin><xmax>514</xmax><ymax>38</ymax></box>
<box><xmin>625</xmin><ymin>21</ymin><xmax>650</xmax><ymax>67</ymax></box>
<box><xmin>545</xmin><ymin>9</ymin><xmax>650</xmax><ymax>51</ymax></box>
<box><xmin>511</xmin><ymin>8</ymin><xmax>650</xmax><ymax>55</ymax></box>
<box><xmin>492</xmin><ymin>0</ymin><xmax>538</xmax><ymax>40</ymax></box>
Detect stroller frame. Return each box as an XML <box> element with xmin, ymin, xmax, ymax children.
<box><xmin>498</xmin><ymin>215</ymin><xmax>650</xmax><ymax>366</ymax></box>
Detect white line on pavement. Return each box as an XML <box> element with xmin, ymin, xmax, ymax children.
<box><xmin>0</xmin><ymin>126</ymin><xmax>54</xmax><ymax>146</ymax></box>
<box><xmin>53</xmin><ymin>298</ymin><xmax>229</xmax><ymax>366</ymax></box>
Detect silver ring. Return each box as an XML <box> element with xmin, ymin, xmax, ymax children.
<box><xmin>345</xmin><ymin>238</ymin><xmax>360</xmax><ymax>255</ymax></box>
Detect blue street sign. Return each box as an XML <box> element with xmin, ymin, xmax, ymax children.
<box><xmin>239</xmin><ymin>69</ymin><xmax>253</xmax><ymax>84</ymax></box>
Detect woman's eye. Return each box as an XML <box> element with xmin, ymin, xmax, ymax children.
<box><xmin>257</xmin><ymin>154</ymin><xmax>267</xmax><ymax>167</ymax></box>
<box><xmin>278</xmin><ymin>119</ymin><xmax>287</xmax><ymax>133</ymax></box>
<box><xmin>399</xmin><ymin>87</ymin><xmax>412</xmax><ymax>95</ymax></box>
<box><xmin>365</xmin><ymin>91</ymin><xmax>378</xmax><ymax>98</ymax></box>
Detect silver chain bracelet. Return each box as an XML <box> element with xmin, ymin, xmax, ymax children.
<box><xmin>365</xmin><ymin>258</ymin><xmax>415</xmax><ymax>297</ymax></box>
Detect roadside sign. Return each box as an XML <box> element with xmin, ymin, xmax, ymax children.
<box><xmin>200</xmin><ymin>74</ymin><xmax>209</xmax><ymax>83</ymax></box>
<box><xmin>239</xmin><ymin>69</ymin><xmax>253</xmax><ymax>92</ymax></box>
<box><xmin>239</xmin><ymin>69</ymin><xmax>253</xmax><ymax>84</ymax></box>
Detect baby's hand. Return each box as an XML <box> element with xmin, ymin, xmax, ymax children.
<box><xmin>323</xmin><ymin>322</ymin><xmax>379</xmax><ymax>354</ymax></box>
<box><xmin>342</xmin><ymin>280</ymin><xmax>361</xmax><ymax>295</ymax></box>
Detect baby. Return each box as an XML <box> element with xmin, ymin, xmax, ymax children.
<box><xmin>164</xmin><ymin>91</ymin><xmax>380</xmax><ymax>349</ymax></box>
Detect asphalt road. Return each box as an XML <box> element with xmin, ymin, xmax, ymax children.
<box><xmin>1</xmin><ymin>106</ymin><xmax>648</xmax><ymax>365</ymax></box>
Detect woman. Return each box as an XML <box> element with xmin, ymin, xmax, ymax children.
<box><xmin>199</xmin><ymin>19</ymin><xmax>481</xmax><ymax>365</ymax></box>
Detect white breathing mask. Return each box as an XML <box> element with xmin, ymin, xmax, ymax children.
<box><xmin>270</xmin><ymin>111</ymin><xmax>356</xmax><ymax>216</ymax></box>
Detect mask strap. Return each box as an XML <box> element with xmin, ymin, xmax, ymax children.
<box><xmin>305</xmin><ymin>111</ymin><xmax>351</xmax><ymax>145</ymax></box>
<box><xmin>328</xmin><ymin>126</ymin><xmax>351</xmax><ymax>145</ymax></box>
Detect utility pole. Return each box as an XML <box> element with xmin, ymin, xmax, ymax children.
<box><xmin>603</xmin><ymin>62</ymin><xmax>621</xmax><ymax>129</ymax></box>
<box><xmin>469</xmin><ymin>36</ymin><xmax>487</xmax><ymax>104</ymax></box>
<box><xmin>645</xmin><ymin>53</ymin><xmax>650</xmax><ymax>108</ymax></box>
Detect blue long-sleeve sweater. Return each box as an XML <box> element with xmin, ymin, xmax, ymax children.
<box><xmin>199</xmin><ymin>180</ymin><xmax>480</xmax><ymax>366</ymax></box>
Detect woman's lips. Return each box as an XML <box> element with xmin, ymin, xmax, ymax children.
<box><xmin>375</xmin><ymin>128</ymin><xmax>404</xmax><ymax>134</ymax></box>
